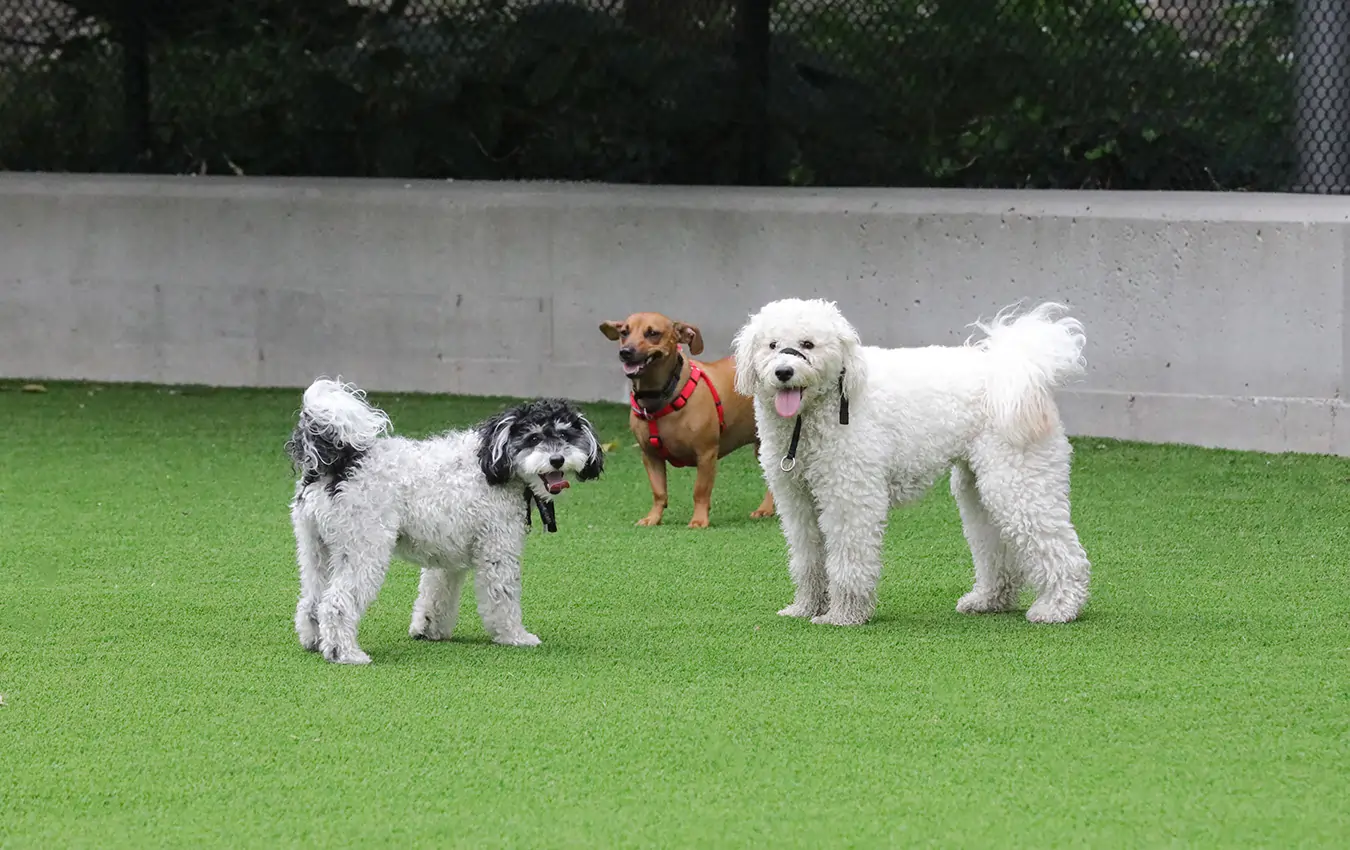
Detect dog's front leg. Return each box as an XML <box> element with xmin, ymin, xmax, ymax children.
<box><xmin>636</xmin><ymin>450</ymin><xmax>669</xmax><ymax>527</ymax></box>
<box><xmin>472</xmin><ymin>535</ymin><xmax>539</xmax><ymax>647</ymax></box>
<box><xmin>688</xmin><ymin>448</ymin><xmax>719</xmax><ymax>529</ymax></box>
<box><xmin>813</xmin><ymin>488</ymin><xmax>889</xmax><ymax>626</ymax></box>
<box><xmin>768</xmin><ymin>476</ymin><xmax>828</xmax><ymax>618</ymax></box>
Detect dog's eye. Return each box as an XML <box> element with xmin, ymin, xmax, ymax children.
<box><xmin>801</xmin><ymin>340</ymin><xmax>814</xmax><ymax>350</ymax></box>
<box><xmin>768</xmin><ymin>341</ymin><xmax>777</xmax><ymax>350</ymax></box>
<box><xmin>645</xmin><ymin>329</ymin><xmax>661</xmax><ymax>339</ymax></box>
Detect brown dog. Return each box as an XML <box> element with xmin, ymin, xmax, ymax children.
<box><xmin>599</xmin><ymin>312</ymin><xmax>775</xmax><ymax>528</ymax></box>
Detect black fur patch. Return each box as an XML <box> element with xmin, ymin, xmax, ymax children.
<box><xmin>476</xmin><ymin>409</ymin><xmax>518</xmax><ymax>486</ymax></box>
<box><xmin>286</xmin><ymin>420</ymin><xmax>366</xmax><ymax>495</ymax></box>
<box><xmin>579</xmin><ymin>437</ymin><xmax>604</xmax><ymax>481</ymax></box>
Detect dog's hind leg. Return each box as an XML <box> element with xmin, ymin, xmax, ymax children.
<box><xmin>751</xmin><ymin>488</ymin><xmax>775</xmax><ymax>519</ymax></box>
<box><xmin>750</xmin><ymin>443</ymin><xmax>776</xmax><ymax>519</ymax></box>
<box><xmin>971</xmin><ymin>436</ymin><xmax>1090</xmax><ymax>624</ymax></box>
<box><xmin>951</xmin><ymin>461</ymin><xmax>1020</xmax><ymax>615</ymax></box>
<box><xmin>317</xmin><ymin>532</ymin><xmax>396</xmax><ymax>665</ymax></box>
<box><xmin>292</xmin><ymin>507</ymin><xmax>329</xmax><ymax>652</ymax></box>
<box><xmin>813</xmin><ymin>486</ymin><xmax>888</xmax><ymax>626</ymax></box>
<box><xmin>409</xmin><ymin>564</ymin><xmax>469</xmax><ymax>641</ymax></box>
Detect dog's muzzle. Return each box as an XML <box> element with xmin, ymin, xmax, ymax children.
<box><xmin>620</xmin><ymin>347</ymin><xmax>656</xmax><ymax>377</ymax></box>
<box><xmin>772</xmin><ymin>346</ymin><xmax>811</xmax><ymax>385</ymax></box>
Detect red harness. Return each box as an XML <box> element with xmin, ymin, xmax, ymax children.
<box><xmin>630</xmin><ymin>362</ymin><xmax>725</xmax><ymax>468</ymax></box>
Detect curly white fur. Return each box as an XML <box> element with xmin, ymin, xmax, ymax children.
<box><xmin>969</xmin><ymin>303</ymin><xmax>1086</xmax><ymax>447</ymax></box>
<box><xmin>287</xmin><ymin>382</ymin><xmax>603</xmax><ymax>664</ymax></box>
<box><xmin>732</xmin><ymin>298</ymin><xmax>1091</xmax><ymax>626</ymax></box>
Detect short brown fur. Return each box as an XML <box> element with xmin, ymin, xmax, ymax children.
<box><xmin>599</xmin><ymin>312</ymin><xmax>775</xmax><ymax>528</ymax></box>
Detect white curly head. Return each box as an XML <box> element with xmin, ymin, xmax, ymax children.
<box><xmin>731</xmin><ymin>298</ymin><xmax>868</xmax><ymax>419</ymax></box>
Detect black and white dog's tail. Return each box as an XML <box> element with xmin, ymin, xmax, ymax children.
<box><xmin>285</xmin><ymin>378</ymin><xmax>391</xmax><ymax>484</ymax></box>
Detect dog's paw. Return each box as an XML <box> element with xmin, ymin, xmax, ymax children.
<box><xmin>297</xmin><ymin>620</ymin><xmax>322</xmax><ymax>652</ymax></box>
<box><xmin>778</xmin><ymin>600</ymin><xmax>826</xmax><ymax>619</ymax></box>
<box><xmin>749</xmin><ymin>507</ymin><xmax>774</xmax><ymax>519</ymax></box>
<box><xmin>494</xmin><ymin>631</ymin><xmax>542</xmax><ymax>647</ymax></box>
<box><xmin>956</xmin><ymin>590</ymin><xmax>1019</xmax><ymax>615</ymax></box>
<box><xmin>635</xmin><ymin>515</ymin><xmax>662</xmax><ymax>527</ymax></box>
<box><xmin>687</xmin><ymin>517</ymin><xmax>710</xmax><ymax>529</ymax></box>
<box><xmin>409</xmin><ymin>619</ymin><xmax>452</xmax><ymax>641</ymax></box>
<box><xmin>410</xmin><ymin>628</ymin><xmax>451</xmax><ymax>642</ymax></box>
<box><xmin>1026</xmin><ymin>599</ymin><xmax>1081</xmax><ymax>624</ymax></box>
<box><xmin>810</xmin><ymin>611</ymin><xmax>870</xmax><ymax>626</ymax></box>
<box><xmin>323</xmin><ymin>647</ymin><xmax>372</xmax><ymax>665</ymax></box>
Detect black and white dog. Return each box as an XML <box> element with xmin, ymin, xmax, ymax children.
<box><xmin>285</xmin><ymin>378</ymin><xmax>604</xmax><ymax>664</ymax></box>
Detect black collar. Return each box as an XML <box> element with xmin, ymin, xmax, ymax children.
<box><xmin>780</xmin><ymin>368</ymin><xmax>849</xmax><ymax>472</ymax></box>
<box><xmin>631</xmin><ymin>353</ymin><xmax>685</xmax><ymax>412</ymax></box>
<box><xmin>524</xmin><ymin>488</ymin><xmax>557</xmax><ymax>533</ymax></box>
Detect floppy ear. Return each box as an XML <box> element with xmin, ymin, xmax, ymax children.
<box><xmin>837</xmin><ymin>317</ymin><xmax>868</xmax><ymax>408</ymax></box>
<box><xmin>476</xmin><ymin>411</ymin><xmax>517</xmax><ymax>486</ymax></box>
<box><xmin>599</xmin><ymin>321</ymin><xmax>625</xmax><ymax>341</ymax></box>
<box><xmin>731</xmin><ymin>315</ymin><xmax>759</xmax><ymax>396</ymax></box>
<box><xmin>577</xmin><ymin>414</ymin><xmax>605</xmax><ymax>481</ymax></box>
<box><xmin>673</xmin><ymin>322</ymin><xmax>704</xmax><ymax>356</ymax></box>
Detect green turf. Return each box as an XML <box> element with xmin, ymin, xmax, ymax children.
<box><xmin>2</xmin><ymin>381</ymin><xmax>1347</xmax><ymax>848</ymax></box>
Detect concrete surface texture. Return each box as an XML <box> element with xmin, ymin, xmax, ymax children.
<box><xmin>2</xmin><ymin>174</ymin><xmax>1348</xmax><ymax>456</ymax></box>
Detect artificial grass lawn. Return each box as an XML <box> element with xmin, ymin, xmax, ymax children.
<box><xmin>1</xmin><ymin>381</ymin><xmax>1347</xmax><ymax>848</ymax></box>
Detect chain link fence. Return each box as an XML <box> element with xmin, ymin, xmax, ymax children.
<box><xmin>0</xmin><ymin>0</ymin><xmax>1345</xmax><ymax>190</ymax></box>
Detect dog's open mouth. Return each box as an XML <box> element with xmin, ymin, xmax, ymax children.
<box><xmin>622</xmin><ymin>357</ymin><xmax>651</xmax><ymax>377</ymax></box>
<box><xmin>775</xmin><ymin>388</ymin><xmax>803</xmax><ymax>417</ymax></box>
<box><xmin>540</xmin><ymin>471</ymin><xmax>569</xmax><ymax>494</ymax></box>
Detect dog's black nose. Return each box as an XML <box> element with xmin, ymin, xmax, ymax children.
<box><xmin>549</xmin><ymin>454</ymin><xmax>565</xmax><ymax>469</ymax></box>
<box><xmin>619</xmin><ymin>347</ymin><xmax>638</xmax><ymax>363</ymax></box>
<box><xmin>775</xmin><ymin>366</ymin><xmax>794</xmax><ymax>383</ymax></box>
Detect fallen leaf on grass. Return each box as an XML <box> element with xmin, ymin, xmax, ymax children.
<box><xmin>21</xmin><ymin>383</ymin><xmax>47</xmax><ymax>393</ymax></box>
<box><xmin>601</xmin><ymin>441</ymin><xmax>618</xmax><ymax>453</ymax></box>
<box><xmin>0</xmin><ymin>694</ymin><xmax>7</xmax><ymax>707</ymax></box>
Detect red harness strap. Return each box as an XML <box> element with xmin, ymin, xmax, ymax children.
<box><xmin>630</xmin><ymin>362</ymin><xmax>725</xmax><ymax>468</ymax></box>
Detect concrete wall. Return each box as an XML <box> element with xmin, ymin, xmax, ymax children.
<box><xmin>3</xmin><ymin>173</ymin><xmax>1348</xmax><ymax>456</ymax></box>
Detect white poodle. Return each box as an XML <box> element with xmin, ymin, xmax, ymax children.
<box><xmin>285</xmin><ymin>379</ymin><xmax>604</xmax><ymax>664</ymax></box>
<box><xmin>732</xmin><ymin>299</ymin><xmax>1091</xmax><ymax>626</ymax></box>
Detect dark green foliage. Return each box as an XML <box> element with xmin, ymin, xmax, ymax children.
<box><xmin>776</xmin><ymin>0</ymin><xmax>1295</xmax><ymax>189</ymax></box>
<box><xmin>0</xmin><ymin>0</ymin><xmax>1297</xmax><ymax>188</ymax></box>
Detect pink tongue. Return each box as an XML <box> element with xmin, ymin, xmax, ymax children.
<box><xmin>623</xmin><ymin>362</ymin><xmax>643</xmax><ymax>376</ymax></box>
<box><xmin>543</xmin><ymin>472</ymin><xmax>569</xmax><ymax>493</ymax></box>
<box><xmin>775</xmin><ymin>388</ymin><xmax>803</xmax><ymax>418</ymax></box>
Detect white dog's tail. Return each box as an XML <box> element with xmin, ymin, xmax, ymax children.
<box><xmin>285</xmin><ymin>377</ymin><xmax>391</xmax><ymax>482</ymax></box>
<box><xmin>970</xmin><ymin>302</ymin><xmax>1086</xmax><ymax>446</ymax></box>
